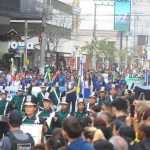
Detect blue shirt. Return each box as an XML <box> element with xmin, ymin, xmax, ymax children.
<box><xmin>67</xmin><ymin>138</ymin><xmax>95</xmax><ymax>150</ymax></box>
<box><xmin>95</xmin><ymin>80</ymin><xmax>105</xmax><ymax>91</ymax></box>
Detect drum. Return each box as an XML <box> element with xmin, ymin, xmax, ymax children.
<box><xmin>21</xmin><ymin>124</ymin><xmax>43</xmax><ymax>144</ymax></box>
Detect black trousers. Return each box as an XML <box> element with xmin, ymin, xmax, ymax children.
<box><xmin>66</xmin><ymin>92</ymin><xmax>77</xmax><ymax>113</ymax></box>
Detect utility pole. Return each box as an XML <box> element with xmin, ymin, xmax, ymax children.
<box><xmin>24</xmin><ymin>20</ymin><xmax>28</xmax><ymax>70</ymax></box>
<box><xmin>40</xmin><ymin>0</ymin><xmax>47</xmax><ymax>74</ymax></box>
<box><xmin>92</xmin><ymin>3</ymin><xmax>97</xmax><ymax>70</ymax></box>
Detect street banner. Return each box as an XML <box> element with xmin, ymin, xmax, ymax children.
<box><xmin>114</xmin><ymin>0</ymin><xmax>131</xmax><ymax>32</ymax></box>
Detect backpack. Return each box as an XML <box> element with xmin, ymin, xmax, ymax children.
<box><xmin>6</xmin><ymin>131</ymin><xmax>34</xmax><ymax>150</ymax></box>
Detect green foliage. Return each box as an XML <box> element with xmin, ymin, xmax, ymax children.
<box><xmin>81</xmin><ymin>39</ymin><xmax>117</xmax><ymax>60</ymax></box>
<box><xmin>117</xmin><ymin>48</ymin><xmax>128</xmax><ymax>62</ymax></box>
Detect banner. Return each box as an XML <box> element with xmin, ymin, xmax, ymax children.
<box><xmin>114</xmin><ymin>0</ymin><xmax>131</xmax><ymax>32</ymax></box>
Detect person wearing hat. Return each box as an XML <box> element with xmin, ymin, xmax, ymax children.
<box><xmin>37</xmin><ymin>82</ymin><xmax>47</xmax><ymax>110</ymax></box>
<box><xmin>22</xmin><ymin>95</ymin><xmax>44</xmax><ymax>124</ymax></box>
<box><xmin>98</xmin><ymin>87</ymin><xmax>108</xmax><ymax>106</ymax></box>
<box><xmin>11</xmin><ymin>86</ymin><xmax>26</xmax><ymax>113</ymax></box>
<box><xmin>107</xmin><ymin>84</ymin><xmax>117</xmax><ymax>102</ymax></box>
<box><xmin>75</xmin><ymin>98</ymin><xmax>87</xmax><ymax>119</ymax></box>
<box><xmin>0</xmin><ymin>110</ymin><xmax>34</xmax><ymax>150</ymax></box>
<box><xmin>53</xmin><ymin>96</ymin><xmax>70</xmax><ymax>128</ymax></box>
<box><xmin>50</xmin><ymin>82</ymin><xmax>61</xmax><ymax>107</ymax></box>
<box><xmin>38</xmin><ymin>92</ymin><xmax>55</xmax><ymax>135</ymax></box>
<box><xmin>86</xmin><ymin>92</ymin><xmax>98</xmax><ymax>111</ymax></box>
<box><xmin>0</xmin><ymin>90</ymin><xmax>13</xmax><ymax>115</ymax></box>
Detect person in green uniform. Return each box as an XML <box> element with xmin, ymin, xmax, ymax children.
<box><xmin>53</xmin><ymin>96</ymin><xmax>70</xmax><ymax>128</ymax></box>
<box><xmin>23</xmin><ymin>95</ymin><xmax>44</xmax><ymax>124</ymax></box>
<box><xmin>98</xmin><ymin>87</ymin><xmax>108</xmax><ymax>106</ymax></box>
<box><xmin>75</xmin><ymin>98</ymin><xmax>87</xmax><ymax>119</ymax></box>
<box><xmin>86</xmin><ymin>92</ymin><xmax>98</xmax><ymax>111</ymax></box>
<box><xmin>0</xmin><ymin>90</ymin><xmax>13</xmax><ymax>115</ymax></box>
<box><xmin>108</xmin><ymin>84</ymin><xmax>117</xmax><ymax>102</ymax></box>
<box><xmin>11</xmin><ymin>86</ymin><xmax>26</xmax><ymax>113</ymax></box>
<box><xmin>50</xmin><ymin>82</ymin><xmax>60</xmax><ymax>107</ymax></box>
<box><xmin>38</xmin><ymin>92</ymin><xmax>55</xmax><ymax>136</ymax></box>
<box><xmin>37</xmin><ymin>83</ymin><xmax>47</xmax><ymax>110</ymax></box>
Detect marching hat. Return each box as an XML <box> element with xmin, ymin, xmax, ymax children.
<box><xmin>18</xmin><ymin>85</ymin><xmax>24</xmax><ymax>91</ymax></box>
<box><xmin>111</xmin><ymin>84</ymin><xmax>116</xmax><ymax>89</ymax></box>
<box><xmin>0</xmin><ymin>90</ymin><xmax>7</xmax><ymax>95</ymax></box>
<box><xmin>61</xmin><ymin>96</ymin><xmax>68</xmax><ymax>105</ymax></box>
<box><xmin>40</xmin><ymin>82</ymin><xmax>46</xmax><ymax>88</ymax></box>
<box><xmin>43</xmin><ymin>92</ymin><xmax>51</xmax><ymax>101</ymax></box>
<box><xmin>24</xmin><ymin>95</ymin><xmax>37</xmax><ymax>106</ymax></box>
<box><xmin>100</xmin><ymin>86</ymin><xmax>106</xmax><ymax>93</ymax></box>
<box><xmin>89</xmin><ymin>92</ymin><xmax>97</xmax><ymax>98</ymax></box>
<box><xmin>77</xmin><ymin>98</ymin><xmax>85</xmax><ymax>104</ymax></box>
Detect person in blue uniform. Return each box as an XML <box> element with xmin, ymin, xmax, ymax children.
<box><xmin>0</xmin><ymin>76</ymin><xmax>7</xmax><ymax>87</ymax></box>
<box><xmin>105</xmin><ymin>78</ymin><xmax>113</xmax><ymax>95</ymax></box>
<box><xmin>95</xmin><ymin>75</ymin><xmax>105</xmax><ymax>95</ymax></box>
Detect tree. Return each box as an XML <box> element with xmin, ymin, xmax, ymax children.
<box><xmin>81</xmin><ymin>39</ymin><xmax>117</xmax><ymax>67</ymax></box>
<box><xmin>118</xmin><ymin>48</ymin><xmax>128</xmax><ymax>62</ymax></box>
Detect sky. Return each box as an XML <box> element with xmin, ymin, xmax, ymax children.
<box><xmin>80</xmin><ymin>0</ymin><xmax>114</xmax><ymax>30</ymax></box>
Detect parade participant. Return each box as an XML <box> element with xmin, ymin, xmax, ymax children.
<box><xmin>37</xmin><ymin>83</ymin><xmax>47</xmax><ymax>110</ymax></box>
<box><xmin>44</xmin><ymin>78</ymin><xmax>52</xmax><ymax>87</ymax></box>
<box><xmin>83</xmin><ymin>73</ymin><xmax>93</xmax><ymax>101</ymax></box>
<box><xmin>53</xmin><ymin>96</ymin><xmax>70</xmax><ymax>128</ymax></box>
<box><xmin>0</xmin><ymin>90</ymin><xmax>13</xmax><ymax>115</ymax></box>
<box><xmin>105</xmin><ymin>78</ymin><xmax>113</xmax><ymax>95</ymax></box>
<box><xmin>11</xmin><ymin>74</ymin><xmax>21</xmax><ymax>88</ymax></box>
<box><xmin>95</xmin><ymin>75</ymin><xmax>105</xmax><ymax>95</ymax></box>
<box><xmin>38</xmin><ymin>92</ymin><xmax>55</xmax><ymax>134</ymax></box>
<box><xmin>23</xmin><ymin>95</ymin><xmax>44</xmax><ymax>124</ymax></box>
<box><xmin>31</xmin><ymin>79</ymin><xmax>37</xmax><ymax>87</ymax></box>
<box><xmin>50</xmin><ymin>82</ymin><xmax>60</xmax><ymax>107</ymax></box>
<box><xmin>11</xmin><ymin>86</ymin><xmax>26</xmax><ymax>113</ymax></box>
<box><xmin>0</xmin><ymin>75</ymin><xmax>7</xmax><ymax>86</ymax></box>
<box><xmin>36</xmin><ymin>74</ymin><xmax>42</xmax><ymax>86</ymax></box>
<box><xmin>53</xmin><ymin>70</ymin><xmax>68</xmax><ymax>92</ymax></box>
<box><xmin>0</xmin><ymin>110</ymin><xmax>34</xmax><ymax>150</ymax></box>
<box><xmin>92</xmin><ymin>71</ymin><xmax>98</xmax><ymax>90</ymax></box>
<box><xmin>75</xmin><ymin>98</ymin><xmax>87</xmax><ymax>119</ymax></box>
<box><xmin>66</xmin><ymin>75</ymin><xmax>77</xmax><ymax>113</ymax></box>
<box><xmin>98</xmin><ymin>87</ymin><xmax>108</xmax><ymax>106</ymax></box>
<box><xmin>62</xmin><ymin>117</ymin><xmax>95</xmax><ymax>150</ymax></box>
<box><xmin>108</xmin><ymin>84</ymin><xmax>117</xmax><ymax>102</ymax></box>
<box><xmin>114</xmin><ymin>76</ymin><xmax>122</xmax><ymax>96</ymax></box>
<box><xmin>86</xmin><ymin>92</ymin><xmax>98</xmax><ymax>111</ymax></box>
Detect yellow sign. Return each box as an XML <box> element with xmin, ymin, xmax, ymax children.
<box><xmin>26</xmin><ymin>59</ymin><xmax>30</xmax><ymax>65</ymax></box>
